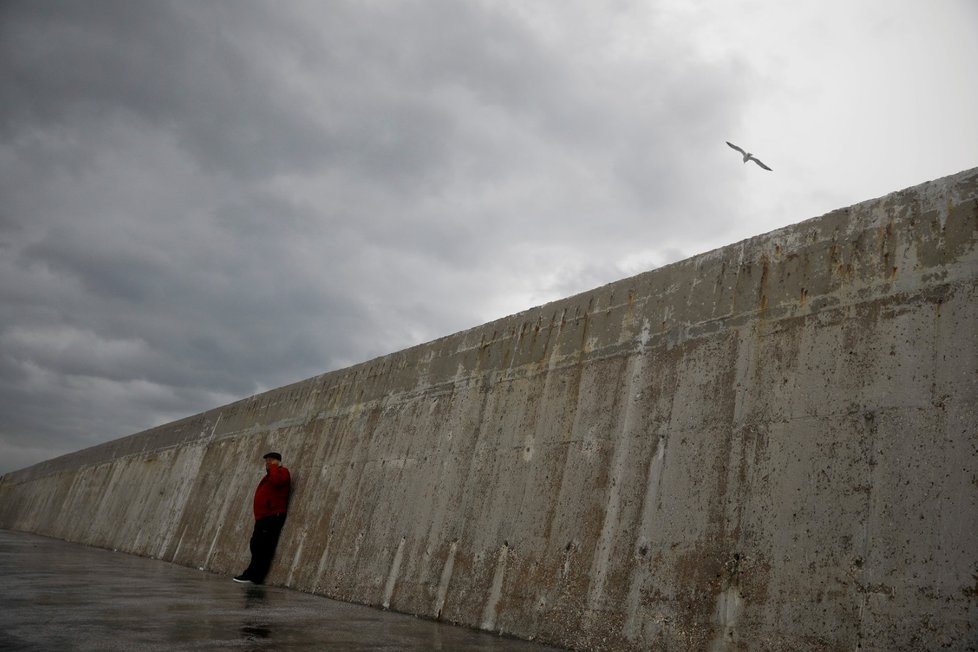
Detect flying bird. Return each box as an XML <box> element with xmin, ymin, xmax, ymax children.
<box><xmin>726</xmin><ymin>141</ymin><xmax>772</xmax><ymax>171</ymax></box>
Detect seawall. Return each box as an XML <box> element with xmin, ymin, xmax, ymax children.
<box><xmin>2</xmin><ymin>167</ymin><xmax>977</xmax><ymax>651</ymax></box>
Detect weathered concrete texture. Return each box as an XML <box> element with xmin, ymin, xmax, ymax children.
<box><xmin>2</xmin><ymin>167</ymin><xmax>977</xmax><ymax>651</ymax></box>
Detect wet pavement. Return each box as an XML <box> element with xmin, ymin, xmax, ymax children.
<box><xmin>0</xmin><ymin>529</ymin><xmax>565</xmax><ymax>651</ymax></box>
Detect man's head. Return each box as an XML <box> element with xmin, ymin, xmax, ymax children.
<box><xmin>263</xmin><ymin>452</ymin><xmax>282</xmax><ymax>469</ymax></box>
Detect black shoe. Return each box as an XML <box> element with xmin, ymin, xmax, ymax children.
<box><xmin>233</xmin><ymin>574</ymin><xmax>253</xmax><ymax>583</ymax></box>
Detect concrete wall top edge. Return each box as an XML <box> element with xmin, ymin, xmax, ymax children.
<box><xmin>4</xmin><ymin>165</ymin><xmax>976</xmax><ymax>482</ymax></box>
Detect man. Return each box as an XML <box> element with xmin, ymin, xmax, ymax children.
<box><xmin>233</xmin><ymin>452</ymin><xmax>291</xmax><ymax>584</ymax></box>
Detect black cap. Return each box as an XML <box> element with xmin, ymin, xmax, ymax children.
<box><xmin>263</xmin><ymin>451</ymin><xmax>282</xmax><ymax>461</ymax></box>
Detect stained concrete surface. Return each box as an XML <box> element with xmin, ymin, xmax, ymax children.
<box><xmin>3</xmin><ymin>167</ymin><xmax>977</xmax><ymax>650</ymax></box>
<box><xmin>0</xmin><ymin>530</ymin><xmax>565</xmax><ymax>651</ymax></box>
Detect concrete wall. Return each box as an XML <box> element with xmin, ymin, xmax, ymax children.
<box><xmin>2</xmin><ymin>167</ymin><xmax>977</xmax><ymax>651</ymax></box>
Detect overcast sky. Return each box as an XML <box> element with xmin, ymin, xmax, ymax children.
<box><xmin>2</xmin><ymin>1</ymin><xmax>976</xmax><ymax>475</ymax></box>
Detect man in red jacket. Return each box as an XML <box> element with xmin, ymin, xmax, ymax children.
<box><xmin>233</xmin><ymin>452</ymin><xmax>291</xmax><ymax>584</ymax></box>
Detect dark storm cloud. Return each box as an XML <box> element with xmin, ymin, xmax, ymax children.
<box><xmin>0</xmin><ymin>1</ymin><xmax>335</xmax><ymax>180</ymax></box>
<box><xmin>0</xmin><ymin>1</ymin><xmax>750</xmax><ymax>474</ymax></box>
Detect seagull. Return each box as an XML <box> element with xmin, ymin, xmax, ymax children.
<box><xmin>726</xmin><ymin>141</ymin><xmax>772</xmax><ymax>171</ymax></box>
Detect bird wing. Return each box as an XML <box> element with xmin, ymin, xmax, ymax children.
<box><xmin>751</xmin><ymin>158</ymin><xmax>772</xmax><ymax>171</ymax></box>
<box><xmin>726</xmin><ymin>141</ymin><xmax>746</xmax><ymax>155</ymax></box>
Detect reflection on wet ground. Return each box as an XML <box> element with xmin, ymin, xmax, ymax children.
<box><xmin>0</xmin><ymin>529</ymin><xmax>564</xmax><ymax>651</ymax></box>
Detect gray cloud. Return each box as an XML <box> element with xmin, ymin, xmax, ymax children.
<box><xmin>0</xmin><ymin>1</ymin><xmax>752</xmax><ymax>474</ymax></box>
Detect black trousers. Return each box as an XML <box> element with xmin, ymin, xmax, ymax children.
<box><xmin>242</xmin><ymin>513</ymin><xmax>287</xmax><ymax>582</ymax></box>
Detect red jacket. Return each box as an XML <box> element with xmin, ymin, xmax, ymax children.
<box><xmin>253</xmin><ymin>464</ymin><xmax>291</xmax><ymax>519</ymax></box>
